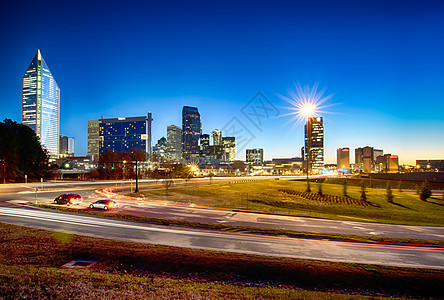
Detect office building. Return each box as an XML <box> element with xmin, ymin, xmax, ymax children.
<box><xmin>22</xmin><ymin>49</ymin><xmax>60</xmax><ymax>157</ymax></box>
<box><xmin>222</xmin><ymin>136</ymin><xmax>236</xmax><ymax>162</ymax></box>
<box><xmin>166</xmin><ymin>125</ymin><xmax>182</xmax><ymax>161</ymax></box>
<box><xmin>374</xmin><ymin>149</ymin><xmax>383</xmax><ymax>161</ymax></box>
<box><xmin>87</xmin><ymin>120</ymin><xmax>100</xmax><ymax>160</ymax></box>
<box><xmin>153</xmin><ymin>137</ymin><xmax>167</xmax><ymax>160</ymax></box>
<box><xmin>211</xmin><ymin>129</ymin><xmax>222</xmax><ymax>146</ymax></box>
<box><xmin>304</xmin><ymin>117</ymin><xmax>324</xmax><ymax>173</ymax></box>
<box><xmin>376</xmin><ymin>154</ymin><xmax>399</xmax><ymax>173</ymax></box>
<box><xmin>147</xmin><ymin>112</ymin><xmax>153</xmax><ymax>158</ymax></box>
<box><xmin>199</xmin><ymin>134</ymin><xmax>210</xmax><ymax>156</ymax></box>
<box><xmin>246</xmin><ymin>148</ymin><xmax>264</xmax><ymax>165</ymax></box>
<box><xmin>98</xmin><ymin>115</ymin><xmax>150</xmax><ymax>156</ymax></box>
<box><xmin>182</xmin><ymin>106</ymin><xmax>201</xmax><ymax>160</ymax></box>
<box><xmin>336</xmin><ymin>148</ymin><xmax>350</xmax><ymax>172</ymax></box>
<box><xmin>59</xmin><ymin>135</ymin><xmax>75</xmax><ymax>157</ymax></box>
<box><xmin>416</xmin><ymin>159</ymin><xmax>444</xmax><ymax>171</ymax></box>
<box><xmin>355</xmin><ymin>146</ymin><xmax>374</xmax><ymax>173</ymax></box>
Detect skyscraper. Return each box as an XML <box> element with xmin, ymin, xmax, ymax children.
<box><xmin>166</xmin><ymin>125</ymin><xmax>182</xmax><ymax>161</ymax></box>
<box><xmin>59</xmin><ymin>135</ymin><xmax>75</xmax><ymax>157</ymax></box>
<box><xmin>222</xmin><ymin>136</ymin><xmax>236</xmax><ymax>162</ymax></box>
<box><xmin>182</xmin><ymin>106</ymin><xmax>201</xmax><ymax>160</ymax></box>
<box><xmin>337</xmin><ymin>148</ymin><xmax>350</xmax><ymax>171</ymax></box>
<box><xmin>304</xmin><ymin>117</ymin><xmax>324</xmax><ymax>173</ymax></box>
<box><xmin>355</xmin><ymin>146</ymin><xmax>374</xmax><ymax>173</ymax></box>
<box><xmin>87</xmin><ymin>120</ymin><xmax>100</xmax><ymax>160</ymax></box>
<box><xmin>22</xmin><ymin>49</ymin><xmax>60</xmax><ymax>157</ymax></box>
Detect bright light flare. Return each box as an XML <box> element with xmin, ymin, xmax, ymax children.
<box><xmin>279</xmin><ymin>82</ymin><xmax>335</xmax><ymax>126</ymax></box>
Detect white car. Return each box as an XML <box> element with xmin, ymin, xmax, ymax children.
<box><xmin>89</xmin><ymin>200</ymin><xmax>119</xmax><ymax>210</ymax></box>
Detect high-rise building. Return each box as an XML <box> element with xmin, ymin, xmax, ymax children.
<box><xmin>182</xmin><ymin>106</ymin><xmax>201</xmax><ymax>160</ymax></box>
<box><xmin>336</xmin><ymin>148</ymin><xmax>350</xmax><ymax>171</ymax></box>
<box><xmin>22</xmin><ymin>49</ymin><xmax>60</xmax><ymax>157</ymax></box>
<box><xmin>98</xmin><ymin>116</ymin><xmax>149</xmax><ymax>156</ymax></box>
<box><xmin>199</xmin><ymin>134</ymin><xmax>210</xmax><ymax>156</ymax></box>
<box><xmin>246</xmin><ymin>148</ymin><xmax>264</xmax><ymax>165</ymax></box>
<box><xmin>166</xmin><ymin>125</ymin><xmax>182</xmax><ymax>161</ymax></box>
<box><xmin>153</xmin><ymin>137</ymin><xmax>167</xmax><ymax>161</ymax></box>
<box><xmin>374</xmin><ymin>149</ymin><xmax>383</xmax><ymax>161</ymax></box>
<box><xmin>222</xmin><ymin>137</ymin><xmax>236</xmax><ymax>162</ymax></box>
<box><xmin>211</xmin><ymin>129</ymin><xmax>222</xmax><ymax>146</ymax></box>
<box><xmin>304</xmin><ymin>117</ymin><xmax>324</xmax><ymax>173</ymax></box>
<box><xmin>59</xmin><ymin>135</ymin><xmax>75</xmax><ymax>157</ymax></box>
<box><xmin>147</xmin><ymin>112</ymin><xmax>153</xmax><ymax>159</ymax></box>
<box><xmin>87</xmin><ymin>120</ymin><xmax>100</xmax><ymax>160</ymax></box>
<box><xmin>376</xmin><ymin>154</ymin><xmax>399</xmax><ymax>173</ymax></box>
<box><xmin>355</xmin><ymin>146</ymin><xmax>374</xmax><ymax>173</ymax></box>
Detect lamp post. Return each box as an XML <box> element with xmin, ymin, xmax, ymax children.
<box><xmin>2</xmin><ymin>157</ymin><xmax>5</xmax><ymax>184</ymax></box>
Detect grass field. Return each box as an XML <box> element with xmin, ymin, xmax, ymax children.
<box><xmin>1</xmin><ymin>222</ymin><xmax>443</xmax><ymax>299</ymax></box>
<box><xmin>142</xmin><ymin>179</ymin><xmax>444</xmax><ymax>226</ymax></box>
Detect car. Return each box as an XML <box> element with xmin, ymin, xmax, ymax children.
<box><xmin>89</xmin><ymin>199</ymin><xmax>119</xmax><ymax>210</ymax></box>
<box><xmin>54</xmin><ymin>194</ymin><xmax>83</xmax><ymax>205</ymax></box>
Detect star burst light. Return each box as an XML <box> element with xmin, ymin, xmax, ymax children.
<box><xmin>280</xmin><ymin>83</ymin><xmax>334</xmax><ymax>126</ymax></box>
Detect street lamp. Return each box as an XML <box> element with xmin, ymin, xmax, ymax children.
<box><xmin>1</xmin><ymin>157</ymin><xmax>5</xmax><ymax>184</ymax></box>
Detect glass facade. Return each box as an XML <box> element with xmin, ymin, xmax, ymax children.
<box><xmin>22</xmin><ymin>50</ymin><xmax>60</xmax><ymax>157</ymax></box>
<box><xmin>222</xmin><ymin>136</ymin><xmax>236</xmax><ymax>162</ymax></box>
<box><xmin>99</xmin><ymin>117</ymin><xmax>148</xmax><ymax>155</ymax></box>
<box><xmin>305</xmin><ymin>117</ymin><xmax>324</xmax><ymax>173</ymax></box>
<box><xmin>166</xmin><ymin>125</ymin><xmax>182</xmax><ymax>161</ymax></box>
<box><xmin>87</xmin><ymin>120</ymin><xmax>100</xmax><ymax>159</ymax></box>
<box><xmin>182</xmin><ymin>106</ymin><xmax>201</xmax><ymax>160</ymax></box>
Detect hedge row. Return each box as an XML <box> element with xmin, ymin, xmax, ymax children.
<box><xmin>278</xmin><ymin>189</ymin><xmax>371</xmax><ymax>206</ymax></box>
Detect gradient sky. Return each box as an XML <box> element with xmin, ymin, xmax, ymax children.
<box><xmin>1</xmin><ymin>0</ymin><xmax>443</xmax><ymax>164</ymax></box>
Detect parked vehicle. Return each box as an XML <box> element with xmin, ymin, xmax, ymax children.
<box><xmin>89</xmin><ymin>199</ymin><xmax>119</xmax><ymax>210</ymax></box>
<box><xmin>54</xmin><ymin>194</ymin><xmax>83</xmax><ymax>205</ymax></box>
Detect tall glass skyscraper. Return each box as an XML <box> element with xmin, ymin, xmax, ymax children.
<box><xmin>182</xmin><ymin>106</ymin><xmax>201</xmax><ymax>160</ymax></box>
<box><xmin>304</xmin><ymin>117</ymin><xmax>324</xmax><ymax>173</ymax></box>
<box><xmin>22</xmin><ymin>49</ymin><xmax>60</xmax><ymax>157</ymax></box>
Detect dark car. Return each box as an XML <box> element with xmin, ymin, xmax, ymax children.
<box><xmin>54</xmin><ymin>194</ymin><xmax>83</xmax><ymax>205</ymax></box>
<box><xmin>89</xmin><ymin>199</ymin><xmax>119</xmax><ymax>210</ymax></box>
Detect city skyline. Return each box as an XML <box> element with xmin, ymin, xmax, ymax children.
<box><xmin>2</xmin><ymin>0</ymin><xmax>443</xmax><ymax>164</ymax></box>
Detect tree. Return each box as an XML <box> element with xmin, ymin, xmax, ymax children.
<box><xmin>208</xmin><ymin>172</ymin><xmax>214</xmax><ymax>184</ymax></box>
<box><xmin>342</xmin><ymin>179</ymin><xmax>348</xmax><ymax>197</ymax></box>
<box><xmin>163</xmin><ymin>176</ymin><xmax>173</xmax><ymax>195</ymax></box>
<box><xmin>397</xmin><ymin>180</ymin><xmax>402</xmax><ymax>192</ymax></box>
<box><xmin>386</xmin><ymin>182</ymin><xmax>393</xmax><ymax>203</ymax></box>
<box><xmin>97</xmin><ymin>149</ymin><xmax>120</xmax><ymax>180</ymax></box>
<box><xmin>306</xmin><ymin>179</ymin><xmax>311</xmax><ymax>193</ymax></box>
<box><xmin>419</xmin><ymin>180</ymin><xmax>432</xmax><ymax>201</ymax></box>
<box><xmin>360</xmin><ymin>180</ymin><xmax>367</xmax><ymax>202</ymax></box>
<box><xmin>0</xmin><ymin>119</ymin><xmax>49</xmax><ymax>182</ymax></box>
<box><xmin>360</xmin><ymin>185</ymin><xmax>367</xmax><ymax>202</ymax></box>
<box><xmin>317</xmin><ymin>181</ymin><xmax>323</xmax><ymax>195</ymax></box>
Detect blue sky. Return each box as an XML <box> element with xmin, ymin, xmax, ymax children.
<box><xmin>1</xmin><ymin>0</ymin><xmax>443</xmax><ymax>164</ymax></box>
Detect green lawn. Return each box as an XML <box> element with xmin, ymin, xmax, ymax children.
<box><xmin>142</xmin><ymin>179</ymin><xmax>444</xmax><ymax>226</ymax></box>
<box><xmin>1</xmin><ymin>222</ymin><xmax>442</xmax><ymax>299</ymax></box>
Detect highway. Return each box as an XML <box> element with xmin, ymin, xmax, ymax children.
<box><xmin>0</xmin><ymin>179</ymin><xmax>443</xmax><ymax>269</ymax></box>
<box><xmin>1</xmin><ymin>207</ymin><xmax>443</xmax><ymax>269</ymax></box>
